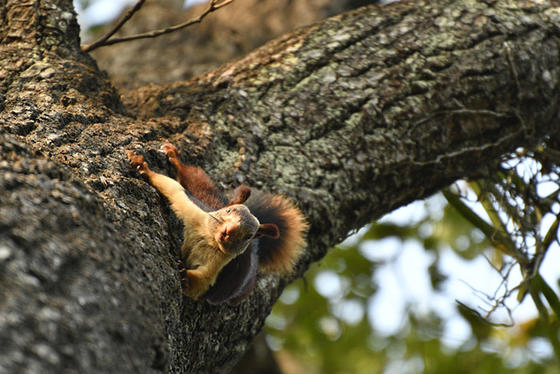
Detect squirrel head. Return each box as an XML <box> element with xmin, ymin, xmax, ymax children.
<box><xmin>209</xmin><ymin>204</ymin><xmax>280</xmax><ymax>255</ymax></box>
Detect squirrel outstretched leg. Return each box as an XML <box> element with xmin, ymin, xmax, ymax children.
<box><xmin>160</xmin><ymin>143</ymin><xmax>228</xmax><ymax>210</ymax></box>
<box><xmin>161</xmin><ymin>142</ymin><xmax>251</xmax><ymax>209</ymax></box>
<box><xmin>127</xmin><ymin>151</ymin><xmax>206</xmax><ymax>225</ymax></box>
<box><xmin>127</xmin><ymin>150</ymin><xmax>220</xmax><ymax>298</ymax></box>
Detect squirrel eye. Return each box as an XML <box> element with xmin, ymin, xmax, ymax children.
<box><xmin>226</xmin><ymin>208</ymin><xmax>231</xmax><ymax>213</ymax></box>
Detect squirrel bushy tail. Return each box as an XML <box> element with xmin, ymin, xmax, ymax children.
<box><xmin>246</xmin><ymin>191</ymin><xmax>308</xmax><ymax>275</ymax></box>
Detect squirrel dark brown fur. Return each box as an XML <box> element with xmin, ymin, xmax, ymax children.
<box><xmin>127</xmin><ymin>143</ymin><xmax>307</xmax><ymax>304</ymax></box>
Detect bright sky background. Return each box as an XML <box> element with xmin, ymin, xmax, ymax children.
<box><xmin>338</xmin><ymin>192</ymin><xmax>560</xmax><ymax>361</ymax></box>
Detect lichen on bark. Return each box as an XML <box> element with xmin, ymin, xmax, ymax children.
<box><xmin>1</xmin><ymin>0</ymin><xmax>560</xmax><ymax>373</ymax></box>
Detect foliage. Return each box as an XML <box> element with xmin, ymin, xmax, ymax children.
<box><xmin>266</xmin><ymin>143</ymin><xmax>560</xmax><ymax>373</ymax></box>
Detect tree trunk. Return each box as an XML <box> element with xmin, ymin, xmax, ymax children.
<box><xmin>1</xmin><ymin>0</ymin><xmax>559</xmax><ymax>373</ymax></box>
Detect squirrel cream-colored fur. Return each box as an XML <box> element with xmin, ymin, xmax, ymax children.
<box><xmin>127</xmin><ymin>143</ymin><xmax>307</xmax><ymax>304</ymax></box>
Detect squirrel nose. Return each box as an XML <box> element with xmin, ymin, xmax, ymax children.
<box><xmin>221</xmin><ymin>225</ymin><xmax>232</xmax><ymax>241</ymax></box>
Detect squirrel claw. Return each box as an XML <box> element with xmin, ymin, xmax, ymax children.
<box><xmin>127</xmin><ymin>151</ymin><xmax>147</xmax><ymax>171</ymax></box>
<box><xmin>126</xmin><ymin>150</ymin><xmax>150</xmax><ymax>175</ymax></box>
<box><xmin>161</xmin><ymin>142</ymin><xmax>180</xmax><ymax>159</ymax></box>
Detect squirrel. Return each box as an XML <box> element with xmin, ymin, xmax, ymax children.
<box><xmin>126</xmin><ymin>143</ymin><xmax>307</xmax><ymax>304</ymax></box>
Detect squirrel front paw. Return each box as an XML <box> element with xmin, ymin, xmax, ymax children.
<box><xmin>126</xmin><ymin>150</ymin><xmax>150</xmax><ymax>175</ymax></box>
<box><xmin>160</xmin><ymin>142</ymin><xmax>180</xmax><ymax>160</ymax></box>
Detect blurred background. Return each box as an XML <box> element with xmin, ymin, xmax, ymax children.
<box><xmin>76</xmin><ymin>1</ymin><xmax>560</xmax><ymax>372</ymax></box>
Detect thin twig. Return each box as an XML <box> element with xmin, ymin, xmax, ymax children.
<box><xmin>82</xmin><ymin>0</ymin><xmax>147</xmax><ymax>52</ymax></box>
<box><xmin>82</xmin><ymin>0</ymin><xmax>234</xmax><ymax>52</ymax></box>
<box><xmin>442</xmin><ymin>188</ymin><xmax>524</xmax><ymax>263</ymax></box>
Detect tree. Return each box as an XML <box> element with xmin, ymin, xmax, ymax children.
<box><xmin>1</xmin><ymin>0</ymin><xmax>559</xmax><ymax>373</ymax></box>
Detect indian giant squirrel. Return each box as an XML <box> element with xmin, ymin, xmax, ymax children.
<box><xmin>127</xmin><ymin>143</ymin><xmax>307</xmax><ymax>305</ymax></box>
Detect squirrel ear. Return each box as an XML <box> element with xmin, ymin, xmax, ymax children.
<box><xmin>227</xmin><ymin>185</ymin><xmax>251</xmax><ymax>206</ymax></box>
<box><xmin>255</xmin><ymin>223</ymin><xmax>280</xmax><ymax>239</ymax></box>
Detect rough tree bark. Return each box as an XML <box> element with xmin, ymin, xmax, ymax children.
<box><xmin>1</xmin><ymin>0</ymin><xmax>559</xmax><ymax>373</ymax></box>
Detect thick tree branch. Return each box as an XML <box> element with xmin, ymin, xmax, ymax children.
<box><xmin>1</xmin><ymin>0</ymin><xmax>560</xmax><ymax>373</ymax></box>
<box><xmin>125</xmin><ymin>0</ymin><xmax>560</xmax><ymax>260</ymax></box>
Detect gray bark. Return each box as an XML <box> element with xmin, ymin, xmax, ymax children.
<box><xmin>1</xmin><ymin>0</ymin><xmax>559</xmax><ymax>373</ymax></box>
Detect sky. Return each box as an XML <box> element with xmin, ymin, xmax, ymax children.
<box><xmin>335</xmin><ymin>192</ymin><xmax>560</xmax><ymax>360</ymax></box>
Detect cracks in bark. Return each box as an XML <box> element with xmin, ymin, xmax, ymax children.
<box><xmin>280</xmin><ymin>6</ymin><xmax>419</xmax><ymax>94</ymax></box>
<box><xmin>250</xmin><ymin>1</ymin><xmax>541</xmax><ymax>153</ymax></box>
<box><xmin>2</xmin><ymin>0</ymin><xmax>560</xmax><ymax>373</ymax></box>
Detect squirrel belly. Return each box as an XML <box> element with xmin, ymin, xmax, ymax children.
<box><xmin>126</xmin><ymin>143</ymin><xmax>308</xmax><ymax>304</ymax></box>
